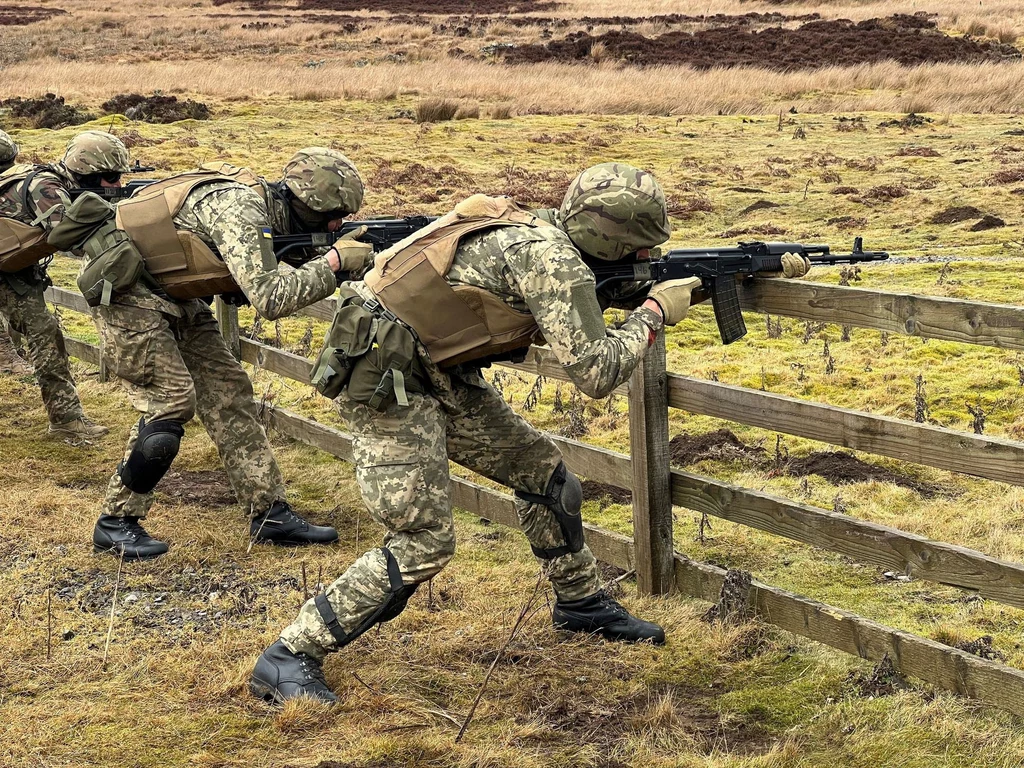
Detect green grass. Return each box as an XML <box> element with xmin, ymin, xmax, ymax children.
<box><xmin>4</xmin><ymin>100</ymin><xmax>1024</xmax><ymax>766</ymax></box>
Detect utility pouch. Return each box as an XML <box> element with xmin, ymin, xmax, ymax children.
<box><xmin>310</xmin><ymin>289</ymin><xmax>376</xmax><ymax>400</ymax></box>
<box><xmin>77</xmin><ymin>239</ymin><xmax>145</xmax><ymax>308</ymax></box>
<box><xmin>0</xmin><ymin>217</ymin><xmax>55</xmax><ymax>273</ymax></box>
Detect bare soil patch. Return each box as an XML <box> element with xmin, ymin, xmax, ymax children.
<box><xmin>670</xmin><ymin>429</ymin><xmax>765</xmax><ymax>466</ymax></box>
<box><xmin>101</xmin><ymin>93</ymin><xmax>211</xmax><ymax>123</ymax></box>
<box><xmin>293</xmin><ymin>0</ymin><xmax>561</xmax><ymax>12</ymax></box>
<box><xmin>504</xmin><ymin>15</ymin><xmax>1020</xmax><ymax>71</ymax></box>
<box><xmin>157</xmin><ymin>469</ymin><xmax>237</xmax><ymax>507</ymax></box>
<box><xmin>970</xmin><ymin>214</ymin><xmax>1006</xmax><ymax>231</ymax></box>
<box><xmin>785</xmin><ymin>451</ymin><xmax>939</xmax><ymax>497</ymax></box>
<box><xmin>581</xmin><ymin>479</ymin><xmax>631</xmax><ymax>506</ymax></box>
<box><xmin>0</xmin><ymin>5</ymin><xmax>67</xmax><ymax>26</ymax></box>
<box><xmin>929</xmin><ymin>205</ymin><xmax>983</xmax><ymax>224</ymax></box>
<box><xmin>953</xmin><ymin>635</ymin><xmax>1007</xmax><ymax>661</ymax></box>
<box><xmin>0</xmin><ymin>94</ymin><xmax>94</xmax><ymax>129</ymax></box>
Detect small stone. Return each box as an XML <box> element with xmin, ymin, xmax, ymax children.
<box><xmin>61</xmin><ymin>630</ymin><xmax>75</xmax><ymax>641</ymax></box>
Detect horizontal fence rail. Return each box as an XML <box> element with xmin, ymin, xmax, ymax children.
<box><xmin>43</xmin><ymin>281</ymin><xmax>1024</xmax><ymax>718</ymax></box>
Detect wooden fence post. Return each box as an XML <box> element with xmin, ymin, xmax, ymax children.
<box><xmin>215</xmin><ymin>297</ymin><xmax>241</xmax><ymax>360</ymax></box>
<box><xmin>628</xmin><ymin>332</ymin><xmax>674</xmax><ymax>595</ymax></box>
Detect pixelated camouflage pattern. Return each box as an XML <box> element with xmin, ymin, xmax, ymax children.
<box><xmin>559</xmin><ymin>162</ymin><xmax>670</xmax><ymax>261</ymax></box>
<box><xmin>0</xmin><ymin>130</ymin><xmax>18</xmax><ymax>166</ymax></box>
<box><xmin>281</xmin><ymin>147</ymin><xmax>364</xmax><ymax>214</ymax></box>
<box><xmin>281</xmin><ymin>380</ymin><xmax>600</xmax><ymax>660</ymax></box>
<box><xmin>0</xmin><ymin>280</ymin><xmax>85</xmax><ymax>424</ymax></box>
<box><xmin>61</xmin><ymin>131</ymin><xmax>130</xmax><ymax>176</ymax></box>
<box><xmin>94</xmin><ymin>300</ymin><xmax>286</xmax><ymax>518</ymax></box>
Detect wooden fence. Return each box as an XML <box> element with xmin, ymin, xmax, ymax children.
<box><xmin>44</xmin><ymin>282</ymin><xmax>1024</xmax><ymax>719</ymax></box>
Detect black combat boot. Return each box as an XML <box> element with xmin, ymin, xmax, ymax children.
<box><xmin>250</xmin><ymin>640</ymin><xmax>338</xmax><ymax>705</ymax></box>
<box><xmin>93</xmin><ymin>514</ymin><xmax>169</xmax><ymax>560</ymax></box>
<box><xmin>552</xmin><ymin>589</ymin><xmax>666</xmax><ymax>644</ymax></box>
<box><xmin>250</xmin><ymin>501</ymin><xmax>338</xmax><ymax>546</ymax></box>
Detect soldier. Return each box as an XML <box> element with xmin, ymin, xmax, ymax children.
<box><xmin>0</xmin><ymin>129</ymin><xmax>18</xmax><ymax>172</ymax></box>
<box><xmin>0</xmin><ymin>130</ymin><xmax>118</xmax><ymax>438</ymax></box>
<box><xmin>61</xmin><ymin>148</ymin><xmax>373</xmax><ymax>560</ymax></box>
<box><xmin>250</xmin><ymin>163</ymin><xmax>813</xmax><ymax>704</ymax></box>
<box><xmin>0</xmin><ymin>130</ymin><xmax>32</xmax><ymax>375</ymax></box>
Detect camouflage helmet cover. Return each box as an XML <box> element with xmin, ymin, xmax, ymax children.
<box><xmin>0</xmin><ymin>129</ymin><xmax>18</xmax><ymax>164</ymax></box>
<box><xmin>559</xmin><ymin>162</ymin><xmax>671</xmax><ymax>261</ymax></box>
<box><xmin>282</xmin><ymin>147</ymin><xmax>364</xmax><ymax>214</ymax></box>
<box><xmin>62</xmin><ymin>130</ymin><xmax>131</xmax><ymax>175</ymax></box>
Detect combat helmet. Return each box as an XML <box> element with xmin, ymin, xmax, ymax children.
<box><xmin>0</xmin><ymin>130</ymin><xmax>19</xmax><ymax>169</ymax></box>
<box><xmin>61</xmin><ymin>130</ymin><xmax>131</xmax><ymax>177</ymax></box>
<box><xmin>281</xmin><ymin>147</ymin><xmax>363</xmax><ymax>214</ymax></box>
<box><xmin>559</xmin><ymin>162</ymin><xmax>671</xmax><ymax>261</ymax></box>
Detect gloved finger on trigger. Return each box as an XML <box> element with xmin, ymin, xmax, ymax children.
<box><xmin>340</xmin><ymin>225</ymin><xmax>368</xmax><ymax>241</ymax></box>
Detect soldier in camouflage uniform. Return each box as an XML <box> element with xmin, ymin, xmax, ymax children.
<box><xmin>0</xmin><ymin>129</ymin><xmax>32</xmax><ymax>375</ymax></box>
<box><xmin>250</xmin><ymin>162</ymin><xmax>810</xmax><ymax>705</ymax></box>
<box><xmin>0</xmin><ymin>130</ymin><xmax>119</xmax><ymax>438</ymax></box>
<box><xmin>80</xmin><ymin>148</ymin><xmax>373</xmax><ymax>560</ymax></box>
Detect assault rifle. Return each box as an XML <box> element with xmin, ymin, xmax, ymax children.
<box><xmin>68</xmin><ymin>161</ymin><xmax>157</xmax><ymax>200</ymax></box>
<box><xmin>588</xmin><ymin>238</ymin><xmax>889</xmax><ymax>344</ymax></box>
<box><xmin>274</xmin><ymin>215</ymin><xmax>437</xmax><ymax>266</ymax></box>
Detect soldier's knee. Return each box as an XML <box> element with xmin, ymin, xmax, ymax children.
<box><xmin>179</xmin><ymin>387</ymin><xmax>198</xmax><ymax>423</ymax></box>
<box><xmin>516</xmin><ymin>461</ymin><xmax>584</xmax><ymax>560</ymax></box>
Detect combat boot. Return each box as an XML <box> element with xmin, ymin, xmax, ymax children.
<box><xmin>250</xmin><ymin>639</ymin><xmax>338</xmax><ymax>705</ymax></box>
<box><xmin>93</xmin><ymin>514</ymin><xmax>169</xmax><ymax>560</ymax></box>
<box><xmin>250</xmin><ymin>501</ymin><xmax>338</xmax><ymax>546</ymax></box>
<box><xmin>0</xmin><ymin>333</ymin><xmax>32</xmax><ymax>376</ymax></box>
<box><xmin>552</xmin><ymin>589</ymin><xmax>666</xmax><ymax>644</ymax></box>
<box><xmin>49</xmin><ymin>417</ymin><xmax>110</xmax><ymax>439</ymax></box>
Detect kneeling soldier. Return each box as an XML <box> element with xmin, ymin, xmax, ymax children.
<box><xmin>250</xmin><ymin>163</ymin><xmax>722</xmax><ymax>703</ymax></box>
<box><xmin>0</xmin><ymin>130</ymin><xmax>118</xmax><ymax>438</ymax></box>
<box><xmin>56</xmin><ymin>148</ymin><xmax>373</xmax><ymax>560</ymax></box>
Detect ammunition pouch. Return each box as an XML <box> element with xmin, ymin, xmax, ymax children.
<box><xmin>77</xmin><ymin>238</ymin><xmax>146</xmax><ymax>308</ymax></box>
<box><xmin>311</xmin><ymin>287</ymin><xmax>428</xmax><ymax>409</ymax></box>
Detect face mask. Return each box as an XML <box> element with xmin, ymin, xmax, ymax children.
<box><xmin>288</xmin><ymin>195</ymin><xmax>335</xmax><ymax>233</ymax></box>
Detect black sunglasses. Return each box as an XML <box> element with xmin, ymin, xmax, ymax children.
<box><xmin>79</xmin><ymin>171</ymin><xmax>122</xmax><ymax>186</ymax></box>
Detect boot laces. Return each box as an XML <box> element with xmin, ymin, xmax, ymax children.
<box><xmin>595</xmin><ymin>590</ymin><xmax>630</xmax><ymax>619</ymax></box>
<box><xmin>298</xmin><ymin>655</ymin><xmax>328</xmax><ymax>686</ymax></box>
<box><xmin>118</xmin><ymin>517</ymin><xmax>149</xmax><ymax>542</ymax></box>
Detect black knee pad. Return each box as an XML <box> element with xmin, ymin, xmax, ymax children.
<box><xmin>314</xmin><ymin>547</ymin><xmax>419</xmax><ymax>648</ymax></box>
<box><xmin>119</xmin><ymin>418</ymin><xmax>185</xmax><ymax>494</ymax></box>
<box><xmin>515</xmin><ymin>461</ymin><xmax>584</xmax><ymax>560</ymax></box>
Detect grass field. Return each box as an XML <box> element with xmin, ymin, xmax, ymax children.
<box><xmin>2</xmin><ymin>96</ymin><xmax>1024</xmax><ymax>766</ymax></box>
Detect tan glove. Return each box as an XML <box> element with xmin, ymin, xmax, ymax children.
<box><xmin>763</xmin><ymin>251</ymin><xmax>811</xmax><ymax>279</ymax></box>
<box><xmin>329</xmin><ymin>226</ymin><xmax>374</xmax><ymax>273</ymax></box>
<box><xmin>646</xmin><ymin>277</ymin><xmax>702</xmax><ymax>326</ymax></box>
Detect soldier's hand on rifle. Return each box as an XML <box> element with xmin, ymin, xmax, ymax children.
<box><xmin>645</xmin><ymin>276</ymin><xmax>703</xmax><ymax>325</ymax></box>
<box><xmin>326</xmin><ymin>225</ymin><xmax>373</xmax><ymax>274</ymax></box>
<box><xmin>763</xmin><ymin>251</ymin><xmax>811</xmax><ymax>279</ymax></box>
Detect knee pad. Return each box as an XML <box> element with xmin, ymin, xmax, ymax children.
<box><xmin>515</xmin><ymin>461</ymin><xmax>584</xmax><ymax>560</ymax></box>
<box><xmin>314</xmin><ymin>547</ymin><xmax>419</xmax><ymax>648</ymax></box>
<box><xmin>119</xmin><ymin>418</ymin><xmax>185</xmax><ymax>494</ymax></box>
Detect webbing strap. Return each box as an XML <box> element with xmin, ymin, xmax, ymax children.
<box><xmin>392</xmin><ymin>368</ymin><xmax>408</xmax><ymax>407</ymax></box>
<box><xmin>313</xmin><ymin>593</ymin><xmax>349</xmax><ymax>646</ymax></box>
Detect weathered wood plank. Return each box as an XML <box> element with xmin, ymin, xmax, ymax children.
<box><xmin>668</xmin><ymin>374</ymin><xmax>1024</xmax><ymax>487</ymax></box>
<box><xmin>740</xmin><ymin>280</ymin><xmax>1024</xmax><ymax>350</ymax></box>
<box><xmin>629</xmin><ymin>334</ymin><xmax>674</xmax><ymax>595</ymax></box>
<box><xmin>45</xmin><ymin>286</ymin><xmax>89</xmax><ymax>314</ymax></box>
<box><xmin>63</xmin><ymin>336</ymin><xmax>101</xmax><ymax>366</ymax></box>
<box><xmin>296</xmin><ymin>297</ymin><xmax>336</xmax><ymax>323</ymax></box>
<box><xmin>239</xmin><ymin>338</ymin><xmax>314</xmax><ymax>384</ymax></box>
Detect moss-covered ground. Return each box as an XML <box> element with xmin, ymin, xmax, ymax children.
<box><xmin>4</xmin><ymin>100</ymin><xmax>1024</xmax><ymax>766</ymax></box>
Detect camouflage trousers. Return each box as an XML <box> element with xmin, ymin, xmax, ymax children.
<box><xmin>0</xmin><ymin>277</ymin><xmax>84</xmax><ymax>424</ymax></box>
<box><xmin>95</xmin><ymin>299</ymin><xmax>286</xmax><ymax>518</ymax></box>
<box><xmin>281</xmin><ymin>373</ymin><xmax>602</xmax><ymax>661</ymax></box>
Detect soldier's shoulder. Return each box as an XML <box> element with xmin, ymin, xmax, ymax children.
<box><xmin>185</xmin><ymin>178</ymin><xmax>264</xmax><ymax>209</ymax></box>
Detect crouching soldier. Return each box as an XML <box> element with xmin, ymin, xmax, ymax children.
<box><xmin>0</xmin><ymin>130</ymin><xmax>120</xmax><ymax>438</ymax></box>
<box><xmin>53</xmin><ymin>148</ymin><xmax>374</xmax><ymax>560</ymax></box>
<box><xmin>250</xmin><ymin>163</ymin><xmax>738</xmax><ymax>704</ymax></box>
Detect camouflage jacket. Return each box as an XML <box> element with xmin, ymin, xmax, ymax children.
<box><xmin>100</xmin><ymin>180</ymin><xmax>337</xmax><ymax>318</ymax></box>
<box><xmin>354</xmin><ymin>214</ymin><xmax>662</xmax><ymax>400</ymax></box>
<box><xmin>0</xmin><ymin>164</ymin><xmax>74</xmax><ymax>286</ymax></box>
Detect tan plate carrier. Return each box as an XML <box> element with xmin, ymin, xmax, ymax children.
<box><xmin>114</xmin><ymin>164</ymin><xmax>264</xmax><ymax>300</ymax></box>
<box><xmin>364</xmin><ymin>194</ymin><xmax>548</xmax><ymax>368</ymax></box>
<box><xmin>0</xmin><ymin>167</ymin><xmax>60</xmax><ymax>273</ymax></box>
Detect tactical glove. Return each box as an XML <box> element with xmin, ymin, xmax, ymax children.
<box><xmin>646</xmin><ymin>277</ymin><xmax>702</xmax><ymax>326</ymax></box>
<box><xmin>763</xmin><ymin>251</ymin><xmax>811</xmax><ymax>279</ymax></box>
<box><xmin>330</xmin><ymin>226</ymin><xmax>374</xmax><ymax>273</ymax></box>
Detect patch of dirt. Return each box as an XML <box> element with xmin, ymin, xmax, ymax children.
<box><xmin>954</xmin><ymin>635</ymin><xmax>1007</xmax><ymax>661</ymax></box>
<box><xmin>830</xmin><ymin>186</ymin><xmax>860</xmax><ymax>195</ymax></box>
<box><xmin>0</xmin><ymin>5</ymin><xmax>67</xmax><ymax>25</ymax></box>
<box><xmin>487</xmin><ymin>166</ymin><xmax>571</xmax><ymax>208</ymax></box>
<box><xmin>846</xmin><ymin>654</ymin><xmax>906</xmax><ymax>697</ymax></box>
<box><xmin>739</xmin><ymin>199</ymin><xmax>782</xmax><ymax>216</ymax></box>
<box><xmin>989</xmin><ymin>166</ymin><xmax>1024</xmax><ymax>184</ymax></box>
<box><xmin>0</xmin><ymin>94</ymin><xmax>95</xmax><ymax>129</ymax></box>
<box><xmin>929</xmin><ymin>205</ymin><xmax>982</xmax><ymax>224</ymax></box>
<box><xmin>969</xmin><ymin>214</ymin><xmax>1005</xmax><ymax>231</ymax></box>
<box><xmin>670</xmin><ymin>429</ymin><xmax>765</xmax><ymax>466</ymax></box>
<box><xmin>860</xmin><ymin>184</ymin><xmax>908</xmax><ymax>201</ymax></box>
<box><xmin>893</xmin><ymin>145</ymin><xmax>941</xmax><ymax>157</ymax></box>
<box><xmin>878</xmin><ymin>113</ymin><xmax>933</xmax><ymax>129</ymax></box>
<box><xmin>503</xmin><ymin>15</ymin><xmax>1019</xmax><ymax>70</ymax></box>
<box><xmin>827</xmin><ymin>215</ymin><xmax>868</xmax><ymax>230</ymax></box>
<box><xmin>785</xmin><ymin>451</ymin><xmax>939</xmax><ymax>497</ymax></box>
<box><xmin>720</xmin><ymin>223</ymin><xmax>788</xmax><ymax>238</ymax></box>
<box><xmin>581</xmin><ymin>480</ymin><xmax>631</xmax><ymax>506</ymax></box>
<box><xmin>156</xmin><ymin>469</ymin><xmax>237</xmax><ymax>507</ymax></box>
<box><xmin>101</xmin><ymin>93</ymin><xmax>211</xmax><ymax>123</ymax></box>
<box><xmin>294</xmin><ymin>0</ymin><xmax>561</xmax><ymax>11</ymax></box>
